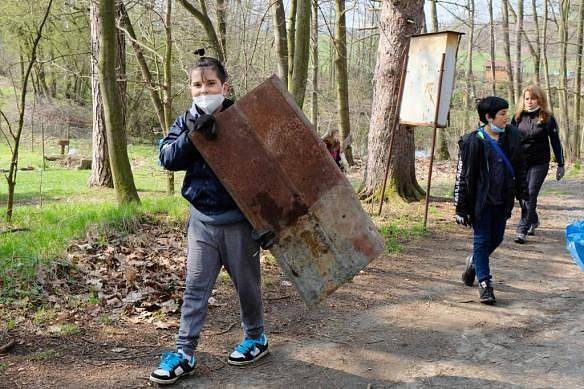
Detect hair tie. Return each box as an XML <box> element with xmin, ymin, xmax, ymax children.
<box><xmin>194</xmin><ymin>48</ymin><xmax>205</xmax><ymax>57</ymax></box>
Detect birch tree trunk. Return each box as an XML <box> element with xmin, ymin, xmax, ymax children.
<box><xmin>287</xmin><ymin>0</ymin><xmax>297</xmax><ymax>87</ymax></box>
<box><xmin>362</xmin><ymin>0</ymin><xmax>425</xmax><ymax>201</ymax></box>
<box><xmin>98</xmin><ymin>0</ymin><xmax>140</xmax><ymax>205</ymax></box>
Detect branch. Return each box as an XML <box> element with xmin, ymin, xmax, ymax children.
<box><xmin>117</xmin><ymin>24</ymin><xmax>163</xmax><ymax>60</ymax></box>
<box><xmin>176</xmin><ymin>0</ymin><xmax>224</xmax><ymax>62</ymax></box>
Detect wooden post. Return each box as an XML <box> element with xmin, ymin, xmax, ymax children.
<box><xmin>423</xmin><ymin>53</ymin><xmax>447</xmax><ymax>229</ymax></box>
<box><xmin>378</xmin><ymin>41</ymin><xmax>410</xmax><ymax>216</ymax></box>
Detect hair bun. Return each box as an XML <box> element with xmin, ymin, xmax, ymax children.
<box><xmin>195</xmin><ymin>48</ymin><xmax>205</xmax><ymax>57</ymax></box>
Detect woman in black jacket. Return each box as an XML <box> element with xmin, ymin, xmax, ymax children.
<box><xmin>511</xmin><ymin>85</ymin><xmax>565</xmax><ymax>244</ymax></box>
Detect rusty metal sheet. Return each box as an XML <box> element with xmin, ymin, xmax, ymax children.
<box><xmin>190</xmin><ymin>75</ymin><xmax>385</xmax><ymax>306</ymax></box>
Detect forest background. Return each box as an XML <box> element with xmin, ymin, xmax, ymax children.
<box><xmin>1</xmin><ymin>0</ymin><xmax>583</xmax><ymax>299</ymax></box>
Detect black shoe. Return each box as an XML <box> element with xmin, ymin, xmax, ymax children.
<box><xmin>478</xmin><ymin>280</ymin><xmax>496</xmax><ymax>305</ymax></box>
<box><xmin>527</xmin><ymin>222</ymin><xmax>539</xmax><ymax>236</ymax></box>
<box><xmin>461</xmin><ymin>255</ymin><xmax>476</xmax><ymax>287</ymax></box>
<box><xmin>514</xmin><ymin>233</ymin><xmax>527</xmax><ymax>244</ymax></box>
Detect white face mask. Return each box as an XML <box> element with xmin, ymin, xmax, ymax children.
<box><xmin>192</xmin><ymin>94</ymin><xmax>225</xmax><ymax>115</ymax></box>
<box><xmin>488</xmin><ymin>120</ymin><xmax>505</xmax><ymax>133</ymax></box>
<box><xmin>525</xmin><ymin>105</ymin><xmax>540</xmax><ymax>113</ymax></box>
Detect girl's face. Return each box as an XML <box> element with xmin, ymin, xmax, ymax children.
<box><xmin>488</xmin><ymin>109</ymin><xmax>508</xmax><ymax>129</ymax></box>
<box><xmin>190</xmin><ymin>68</ymin><xmax>226</xmax><ymax>98</ymax></box>
<box><xmin>524</xmin><ymin>91</ymin><xmax>539</xmax><ymax>110</ymax></box>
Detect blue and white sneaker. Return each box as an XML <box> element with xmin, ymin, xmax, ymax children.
<box><xmin>150</xmin><ymin>350</ymin><xmax>196</xmax><ymax>385</ymax></box>
<box><xmin>228</xmin><ymin>333</ymin><xmax>269</xmax><ymax>366</ymax></box>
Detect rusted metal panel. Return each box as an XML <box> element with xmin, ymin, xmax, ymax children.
<box><xmin>190</xmin><ymin>75</ymin><xmax>385</xmax><ymax>306</ymax></box>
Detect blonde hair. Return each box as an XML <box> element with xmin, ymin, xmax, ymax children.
<box><xmin>514</xmin><ymin>84</ymin><xmax>551</xmax><ymax>123</ymax></box>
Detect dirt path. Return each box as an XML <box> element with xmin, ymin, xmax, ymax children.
<box><xmin>1</xmin><ymin>172</ymin><xmax>583</xmax><ymax>388</ymax></box>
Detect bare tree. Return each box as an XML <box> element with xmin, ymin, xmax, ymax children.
<box><xmin>362</xmin><ymin>0</ymin><xmax>425</xmax><ymax>201</ymax></box>
<box><xmin>272</xmin><ymin>0</ymin><xmax>288</xmax><ymax>86</ymax></box>
<box><xmin>289</xmin><ymin>0</ymin><xmax>311</xmax><ymax>107</ymax></box>
<box><xmin>463</xmin><ymin>0</ymin><xmax>475</xmax><ymax>133</ymax></box>
<box><xmin>177</xmin><ymin>0</ymin><xmax>225</xmax><ymax>62</ymax></box>
<box><xmin>310</xmin><ymin>0</ymin><xmax>318</xmax><ymax>129</ymax></box>
<box><xmin>558</xmin><ymin>0</ymin><xmax>570</xmax><ymax>157</ymax></box>
<box><xmin>2</xmin><ymin>0</ymin><xmax>54</xmax><ymax>221</ymax></box>
<box><xmin>488</xmin><ymin>0</ymin><xmax>496</xmax><ymax>95</ymax></box>
<box><xmin>514</xmin><ymin>0</ymin><xmax>524</xmax><ymax>103</ymax></box>
<box><xmin>542</xmin><ymin>0</ymin><xmax>553</xmax><ymax>106</ymax></box>
<box><xmin>572</xmin><ymin>0</ymin><xmax>584</xmax><ymax>159</ymax></box>
<box><xmin>334</xmin><ymin>0</ymin><xmax>353</xmax><ymax>165</ymax></box>
<box><xmin>502</xmin><ymin>0</ymin><xmax>515</xmax><ymax>105</ymax></box>
<box><xmin>98</xmin><ymin>0</ymin><xmax>140</xmax><ymax>204</ymax></box>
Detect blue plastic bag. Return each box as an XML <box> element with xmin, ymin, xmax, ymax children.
<box><xmin>566</xmin><ymin>220</ymin><xmax>584</xmax><ymax>271</ymax></box>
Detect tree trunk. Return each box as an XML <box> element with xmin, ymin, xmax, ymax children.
<box><xmin>531</xmin><ymin>0</ymin><xmax>541</xmax><ymax>82</ymax></box>
<box><xmin>310</xmin><ymin>0</ymin><xmax>318</xmax><ymax>130</ymax></box>
<box><xmin>89</xmin><ymin>0</ymin><xmax>113</xmax><ymax>188</ymax></box>
<box><xmin>98</xmin><ymin>0</ymin><xmax>140</xmax><ymax>205</ymax></box>
<box><xmin>334</xmin><ymin>0</ymin><xmax>353</xmax><ymax>165</ymax></box>
<box><xmin>514</xmin><ymin>0</ymin><xmax>523</xmax><ymax>103</ymax></box>
<box><xmin>216</xmin><ymin>0</ymin><xmax>227</xmax><ymax>59</ymax></box>
<box><xmin>177</xmin><ymin>0</ymin><xmax>225</xmax><ymax>62</ymax></box>
<box><xmin>430</xmin><ymin>0</ymin><xmax>438</xmax><ymax>32</ymax></box>
<box><xmin>361</xmin><ymin>0</ymin><xmax>425</xmax><ymax>201</ymax></box>
<box><xmin>163</xmin><ymin>0</ymin><xmax>175</xmax><ymax>195</ymax></box>
<box><xmin>502</xmin><ymin>0</ymin><xmax>515</xmax><ymax>105</ymax></box>
<box><xmin>287</xmin><ymin>0</ymin><xmax>297</xmax><ymax>88</ymax></box>
<box><xmin>272</xmin><ymin>0</ymin><xmax>288</xmax><ymax>87</ymax></box>
<box><xmin>558</xmin><ymin>0</ymin><xmax>570</xmax><ymax>158</ymax></box>
<box><xmin>543</xmin><ymin>0</ymin><xmax>552</xmax><ymax>106</ymax></box>
<box><xmin>573</xmin><ymin>0</ymin><xmax>584</xmax><ymax>160</ymax></box>
<box><xmin>289</xmin><ymin>0</ymin><xmax>311</xmax><ymax>108</ymax></box>
<box><xmin>488</xmin><ymin>0</ymin><xmax>496</xmax><ymax>95</ymax></box>
<box><xmin>463</xmin><ymin>0</ymin><xmax>475</xmax><ymax>134</ymax></box>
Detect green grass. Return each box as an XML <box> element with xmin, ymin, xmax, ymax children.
<box><xmin>378</xmin><ymin>217</ymin><xmax>427</xmax><ymax>254</ymax></box>
<box><xmin>567</xmin><ymin>160</ymin><xmax>582</xmax><ymax>178</ymax></box>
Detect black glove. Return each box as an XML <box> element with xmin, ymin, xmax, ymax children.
<box><xmin>187</xmin><ymin>114</ymin><xmax>217</xmax><ymax>140</ymax></box>
<box><xmin>455</xmin><ymin>213</ymin><xmax>472</xmax><ymax>227</ymax></box>
<box><xmin>251</xmin><ymin>229</ymin><xmax>276</xmax><ymax>250</ymax></box>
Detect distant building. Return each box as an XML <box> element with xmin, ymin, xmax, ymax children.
<box><xmin>484</xmin><ymin>60</ymin><xmax>509</xmax><ymax>81</ymax></box>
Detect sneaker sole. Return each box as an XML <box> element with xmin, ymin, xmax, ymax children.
<box><xmin>227</xmin><ymin>347</ymin><xmax>270</xmax><ymax>366</ymax></box>
<box><xmin>514</xmin><ymin>238</ymin><xmax>526</xmax><ymax>244</ymax></box>
<box><xmin>480</xmin><ymin>298</ymin><xmax>496</xmax><ymax>305</ymax></box>
<box><xmin>149</xmin><ymin>370</ymin><xmax>195</xmax><ymax>385</ymax></box>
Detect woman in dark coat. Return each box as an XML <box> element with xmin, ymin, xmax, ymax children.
<box><xmin>511</xmin><ymin>84</ymin><xmax>565</xmax><ymax>244</ymax></box>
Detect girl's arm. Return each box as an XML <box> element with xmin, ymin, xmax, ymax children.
<box><xmin>547</xmin><ymin>115</ymin><xmax>564</xmax><ymax>166</ymax></box>
<box><xmin>159</xmin><ymin>113</ymin><xmax>201</xmax><ymax>171</ymax></box>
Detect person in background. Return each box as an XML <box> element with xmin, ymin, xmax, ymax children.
<box><xmin>323</xmin><ymin>129</ymin><xmax>342</xmax><ymax>170</ymax></box>
<box><xmin>512</xmin><ymin>85</ymin><xmax>565</xmax><ymax>244</ymax></box>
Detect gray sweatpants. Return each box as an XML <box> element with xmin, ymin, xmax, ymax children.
<box><xmin>176</xmin><ymin>214</ymin><xmax>264</xmax><ymax>356</ymax></box>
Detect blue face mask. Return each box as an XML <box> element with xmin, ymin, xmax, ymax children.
<box><xmin>488</xmin><ymin>120</ymin><xmax>505</xmax><ymax>133</ymax></box>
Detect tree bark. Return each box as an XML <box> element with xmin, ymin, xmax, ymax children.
<box><xmin>542</xmin><ymin>0</ymin><xmax>553</xmax><ymax>106</ymax></box>
<box><xmin>488</xmin><ymin>0</ymin><xmax>496</xmax><ymax>95</ymax></box>
<box><xmin>334</xmin><ymin>0</ymin><xmax>353</xmax><ymax>165</ymax></box>
<box><xmin>362</xmin><ymin>0</ymin><xmax>425</xmax><ymax>201</ymax></box>
<box><xmin>289</xmin><ymin>0</ymin><xmax>311</xmax><ymax>108</ymax></box>
<box><xmin>514</xmin><ymin>0</ymin><xmax>523</xmax><ymax>103</ymax></box>
<box><xmin>89</xmin><ymin>1</ymin><xmax>113</xmax><ymax>188</ymax></box>
<box><xmin>272</xmin><ymin>0</ymin><xmax>288</xmax><ymax>87</ymax></box>
<box><xmin>572</xmin><ymin>0</ymin><xmax>584</xmax><ymax>160</ymax></box>
<box><xmin>98</xmin><ymin>0</ymin><xmax>140</xmax><ymax>205</ymax></box>
<box><xmin>287</xmin><ymin>0</ymin><xmax>297</xmax><ymax>88</ymax></box>
<box><xmin>216</xmin><ymin>0</ymin><xmax>227</xmax><ymax>59</ymax></box>
<box><xmin>502</xmin><ymin>0</ymin><xmax>515</xmax><ymax>105</ymax></box>
<box><xmin>463</xmin><ymin>0</ymin><xmax>475</xmax><ymax>134</ymax></box>
<box><xmin>531</xmin><ymin>0</ymin><xmax>541</xmax><ymax>82</ymax></box>
<box><xmin>430</xmin><ymin>0</ymin><xmax>449</xmax><ymax>161</ymax></box>
<box><xmin>177</xmin><ymin>0</ymin><xmax>225</xmax><ymax>62</ymax></box>
<box><xmin>558</xmin><ymin>0</ymin><xmax>570</xmax><ymax>158</ymax></box>
<box><xmin>310</xmin><ymin>0</ymin><xmax>318</xmax><ymax>130</ymax></box>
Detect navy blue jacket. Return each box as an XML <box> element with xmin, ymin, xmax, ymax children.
<box><xmin>159</xmin><ymin>100</ymin><xmax>239</xmax><ymax>216</ymax></box>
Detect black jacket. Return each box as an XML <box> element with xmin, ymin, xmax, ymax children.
<box><xmin>454</xmin><ymin>125</ymin><xmax>528</xmax><ymax>222</ymax></box>
<box><xmin>159</xmin><ymin>99</ymin><xmax>238</xmax><ymax>216</ymax></box>
<box><xmin>511</xmin><ymin>110</ymin><xmax>564</xmax><ymax>167</ymax></box>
